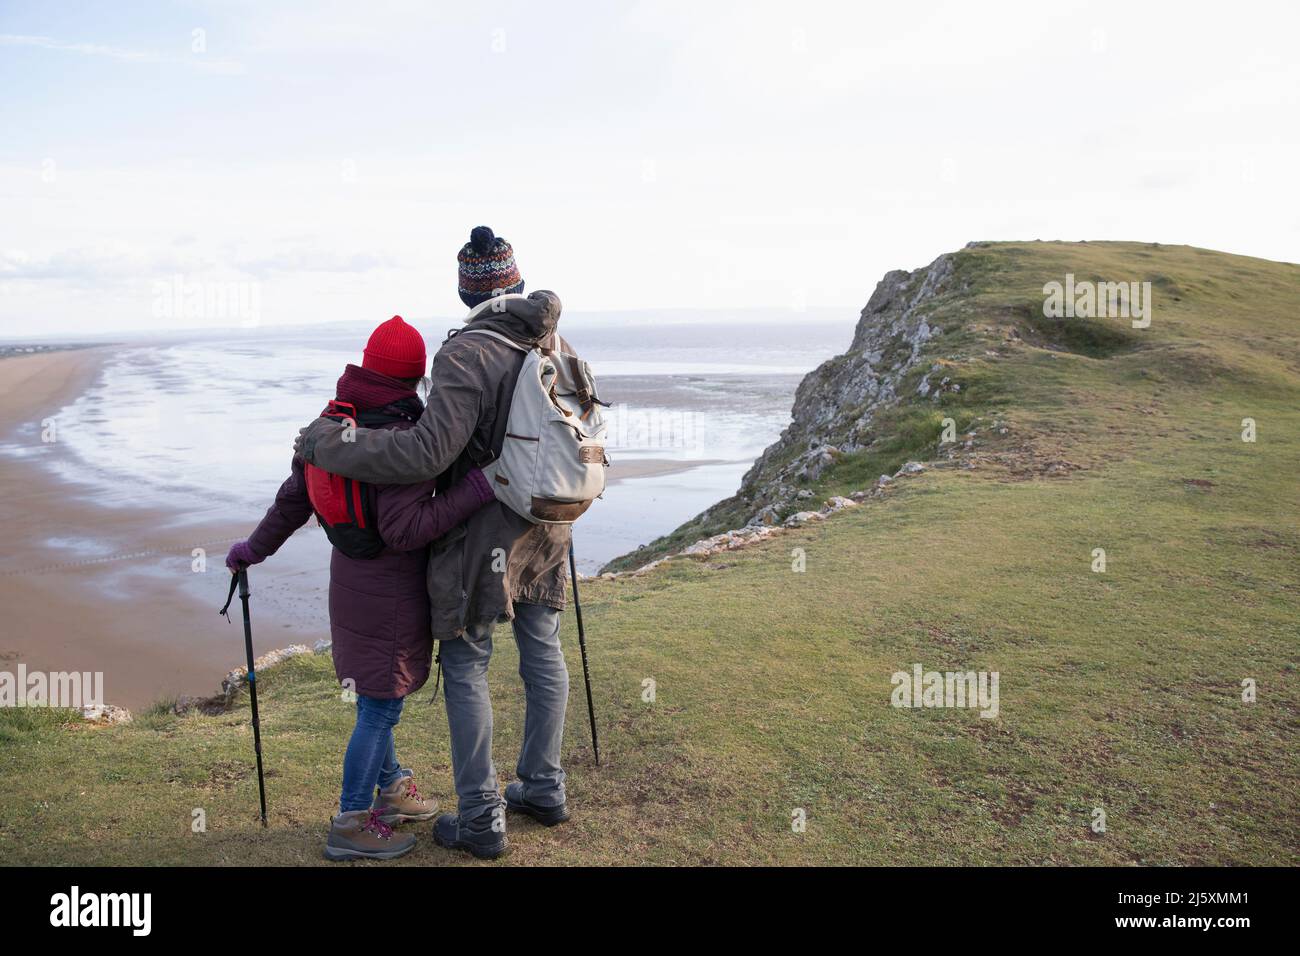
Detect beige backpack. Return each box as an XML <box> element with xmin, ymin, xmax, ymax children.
<box><xmin>462</xmin><ymin>328</ymin><xmax>609</xmax><ymax>524</ymax></box>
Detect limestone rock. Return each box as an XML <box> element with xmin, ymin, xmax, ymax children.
<box><xmin>82</xmin><ymin>703</ymin><xmax>133</xmax><ymax>724</ymax></box>
<box><xmin>221</xmin><ymin>644</ymin><xmax>312</xmax><ymax>703</ymax></box>
<box><xmin>784</xmin><ymin>511</ymin><xmax>826</xmax><ymax>527</ymax></box>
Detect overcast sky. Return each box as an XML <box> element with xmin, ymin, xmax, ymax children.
<box><xmin>1</xmin><ymin>0</ymin><xmax>1296</xmax><ymax>336</ymax></box>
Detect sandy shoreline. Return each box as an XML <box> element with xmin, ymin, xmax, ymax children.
<box><xmin>0</xmin><ymin>346</ymin><xmax>332</xmax><ymax>711</ymax></box>
<box><xmin>605</xmin><ymin>456</ymin><xmax>732</xmax><ymax>483</ymax></box>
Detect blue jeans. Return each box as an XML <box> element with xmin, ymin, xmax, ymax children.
<box><xmin>339</xmin><ymin>694</ymin><xmax>408</xmax><ymax>813</ymax></box>
<box><xmin>439</xmin><ymin>602</ymin><xmax>569</xmax><ymax>826</ymax></box>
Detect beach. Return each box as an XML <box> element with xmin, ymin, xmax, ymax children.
<box><xmin>0</xmin><ymin>346</ymin><xmax>322</xmax><ymax>711</ymax></box>
<box><xmin>0</xmin><ymin>320</ymin><xmax>849</xmax><ymax>710</ymax></box>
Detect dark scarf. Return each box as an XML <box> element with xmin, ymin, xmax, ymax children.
<box><xmin>335</xmin><ymin>364</ymin><xmax>423</xmax><ymax>421</ymax></box>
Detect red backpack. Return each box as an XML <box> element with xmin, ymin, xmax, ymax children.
<box><xmin>303</xmin><ymin>399</ymin><xmax>413</xmax><ymax>559</ymax></box>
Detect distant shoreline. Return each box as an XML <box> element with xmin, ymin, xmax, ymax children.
<box><xmin>0</xmin><ymin>343</ymin><xmax>104</xmax><ymax>360</ymax></box>
<box><xmin>606</xmin><ymin>456</ymin><xmax>734</xmax><ymax>483</ymax></box>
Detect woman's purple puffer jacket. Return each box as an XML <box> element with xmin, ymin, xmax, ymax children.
<box><xmin>242</xmin><ymin>364</ymin><xmax>494</xmax><ymax>698</ymax></box>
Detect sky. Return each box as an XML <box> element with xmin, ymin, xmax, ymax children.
<box><xmin>1</xmin><ymin>0</ymin><xmax>1297</xmax><ymax>336</ymax></box>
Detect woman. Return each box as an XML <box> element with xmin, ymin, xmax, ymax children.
<box><xmin>225</xmin><ymin>315</ymin><xmax>495</xmax><ymax>861</ymax></box>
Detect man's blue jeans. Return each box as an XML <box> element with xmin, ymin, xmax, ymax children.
<box><xmin>339</xmin><ymin>694</ymin><xmax>408</xmax><ymax>813</ymax></box>
<box><xmin>439</xmin><ymin>602</ymin><xmax>569</xmax><ymax>826</ymax></box>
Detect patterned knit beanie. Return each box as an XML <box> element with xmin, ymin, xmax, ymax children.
<box><xmin>457</xmin><ymin>225</ymin><xmax>524</xmax><ymax>308</ymax></box>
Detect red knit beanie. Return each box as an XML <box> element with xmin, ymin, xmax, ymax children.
<box><xmin>363</xmin><ymin>316</ymin><xmax>426</xmax><ymax>380</ymax></box>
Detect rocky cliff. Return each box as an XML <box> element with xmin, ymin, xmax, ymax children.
<box><xmin>733</xmin><ymin>252</ymin><xmax>960</xmax><ymax>525</ymax></box>
<box><xmin>602</xmin><ymin>250</ymin><xmax>974</xmax><ymax>572</ymax></box>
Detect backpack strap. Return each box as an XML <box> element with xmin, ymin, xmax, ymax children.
<box><xmin>460</xmin><ymin>328</ymin><xmax>533</xmax><ymax>352</ymax></box>
<box><xmin>458</xmin><ymin>328</ymin><xmax>530</xmax><ymax>468</ymax></box>
<box><xmin>565</xmin><ymin>354</ymin><xmax>594</xmax><ymax>416</ymax></box>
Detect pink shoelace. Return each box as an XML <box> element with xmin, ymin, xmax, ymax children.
<box><xmin>403</xmin><ymin>779</ymin><xmax>425</xmax><ymax>805</ymax></box>
<box><xmin>361</xmin><ymin>808</ymin><xmax>394</xmax><ymax>840</ymax></box>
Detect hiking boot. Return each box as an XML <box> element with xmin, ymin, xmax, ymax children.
<box><xmin>324</xmin><ymin>808</ymin><xmax>417</xmax><ymax>862</ymax></box>
<box><xmin>432</xmin><ymin>811</ymin><xmax>508</xmax><ymax>860</ymax></box>
<box><xmin>374</xmin><ymin>774</ymin><xmax>438</xmax><ymax>824</ymax></box>
<box><xmin>505</xmin><ymin>781</ymin><xmax>570</xmax><ymax>827</ymax></box>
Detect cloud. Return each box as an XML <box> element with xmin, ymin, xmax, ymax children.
<box><xmin>0</xmin><ymin>33</ymin><xmax>245</xmax><ymax>75</ymax></box>
<box><xmin>236</xmin><ymin>249</ymin><xmax>401</xmax><ymax>278</ymax></box>
<box><xmin>0</xmin><ymin>246</ymin><xmax>153</xmax><ymax>282</ymax></box>
<box><xmin>0</xmin><ymin>243</ymin><xmax>401</xmax><ymax>286</ymax></box>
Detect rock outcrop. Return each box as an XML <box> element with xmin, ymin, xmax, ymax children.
<box><xmin>697</xmin><ymin>252</ymin><xmax>959</xmax><ymax>530</ymax></box>
<box><xmin>601</xmin><ymin>251</ymin><xmax>970</xmax><ymax>573</ymax></box>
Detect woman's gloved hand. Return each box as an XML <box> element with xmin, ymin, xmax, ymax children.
<box><xmin>225</xmin><ymin>540</ymin><xmax>263</xmax><ymax>573</ymax></box>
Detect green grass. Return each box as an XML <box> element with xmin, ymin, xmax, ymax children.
<box><xmin>815</xmin><ymin>403</ymin><xmax>974</xmax><ymax>498</ymax></box>
<box><xmin>1</xmin><ymin>240</ymin><xmax>1297</xmax><ymax>865</ymax></box>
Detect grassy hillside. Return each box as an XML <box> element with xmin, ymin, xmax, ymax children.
<box><xmin>2</xmin><ymin>241</ymin><xmax>1297</xmax><ymax>865</ymax></box>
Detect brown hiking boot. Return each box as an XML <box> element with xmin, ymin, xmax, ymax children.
<box><xmin>324</xmin><ymin>808</ymin><xmax>417</xmax><ymax>861</ymax></box>
<box><xmin>374</xmin><ymin>774</ymin><xmax>438</xmax><ymax>824</ymax></box>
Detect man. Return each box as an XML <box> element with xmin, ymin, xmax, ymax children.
<box><xmin>296</xmin><ymin>226</ymin><xmax>574</xmax><ymax>859</ymax></box>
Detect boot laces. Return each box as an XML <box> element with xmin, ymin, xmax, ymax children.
<box><xmin>403</xmin><ymin>779</ymin><xmax>426</xmax><ymax>805</ymax></box>
<box><xmin>361</xmin><ymin>808</ymin><xmax>394</xmax><ymax>840</ymax></box>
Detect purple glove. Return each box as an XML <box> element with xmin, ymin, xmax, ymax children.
<box><xmin>464</xmin><ymin>467</ymin><xmax>496</xmax><ymax>506</ymax></box>
<box><xmin>225</xmin><ymin>540</ymin><xmax>263</xmax><ymax>573</ymax></box>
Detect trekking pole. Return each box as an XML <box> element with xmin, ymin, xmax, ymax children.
<box><xmin>568</xmin><ymin>541</ymin><xmax>601</xmax><ymax>766</ymax></box>
<box><xmin>220</xmin><ymin>568</ymin><xmax>269</xmax><ymax>827</ymax></box>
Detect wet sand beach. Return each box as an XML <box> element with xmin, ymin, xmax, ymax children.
<box><xmin>0</xmin><ymin>346</ymin><xmax>332</xmax><ymax>710</ymax></box>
